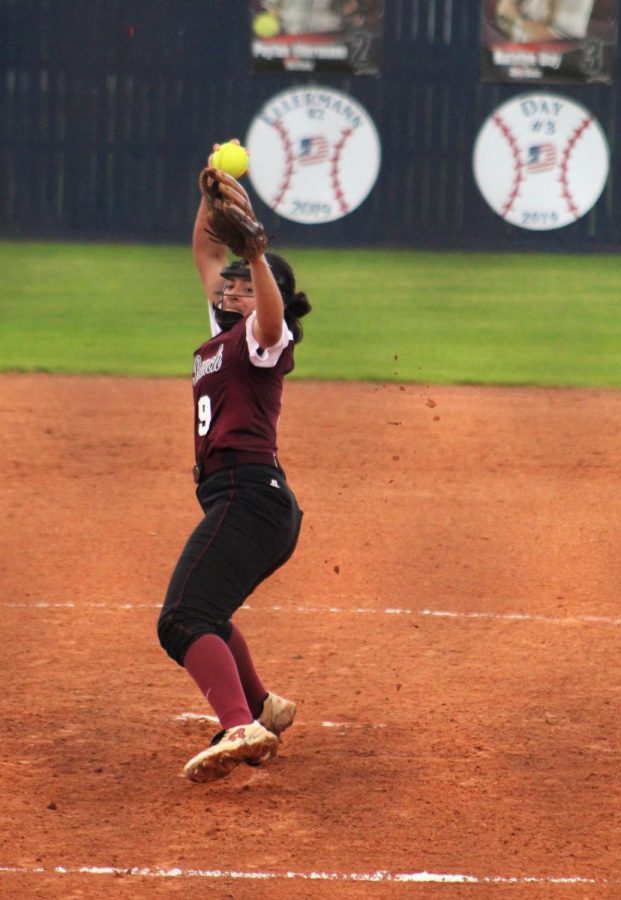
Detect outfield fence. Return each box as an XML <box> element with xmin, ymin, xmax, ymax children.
<box><xmin>0</xmin><ymin>0</ymin><xmax>619</xmax><ymax>249</ymax></box>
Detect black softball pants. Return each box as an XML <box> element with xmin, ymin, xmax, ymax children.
<box><xmin>157</xmin><ymin>464</ymin><xmax>303</xmax><ymax>666</ymax></box>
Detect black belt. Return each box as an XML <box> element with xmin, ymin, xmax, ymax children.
<box><xmin>193</xmin><ymin>450</ymin><xmax>279</xmax><ymax>483</ymax></box>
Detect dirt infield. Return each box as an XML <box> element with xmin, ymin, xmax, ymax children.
<box><xmin>1</xmin><ymin>373</ymin><xmax>621</xmax><ymax>899</ymax></box>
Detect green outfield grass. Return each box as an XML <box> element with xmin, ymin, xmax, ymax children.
<box><xmin>1</xmin><ymin>240</ymin><xmax>619</xmax><ymax>386</ymax></box>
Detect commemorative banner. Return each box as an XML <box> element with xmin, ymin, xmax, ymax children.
<box><xmin>481</xmin><ymin>0</ymin><xmax>615</xmax><ymax>84</ymax></box>
<box><xmin>250</xmin><ymin>0</ymin><xmax>383</xmax><ymax>75</ymax></box>
<box><xmin>245</xmin><ymin>86</ymin><xmax>382</xmax><ymax>224</ymax></box>
<box><xmin>472</xmin><ymin>93</ymin><xmax>610</xmax><ymax>230</ymax></box>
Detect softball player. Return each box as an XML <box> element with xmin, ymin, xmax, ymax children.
<box><xmin>157</xmin><ymin>163</ymin><xmax>311</xmax><ymax>783</ymax></box>
<box><xmin>495</xmin><ymin>0</ymin><xmax>596</xmax><ymax>40</ymax></box>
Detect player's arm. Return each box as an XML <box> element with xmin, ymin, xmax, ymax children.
<box><xmin>199</xmin><ymin>164</ymin><xmax>278</xmax><ymax>345</ymax></box>
<box><xmin>249</xmin><ymin>254</ymin><xmax>286</xmax><ymax>349</ymax></box>
<box><xmin>192</xmin><ymin>194</ymin><xmax>227</xmax><ymax>312</ymax></box>
<box><xmin>194</xmin><ymin>142</ymin><xmax>236</xmax><ymax>314</ymax></box>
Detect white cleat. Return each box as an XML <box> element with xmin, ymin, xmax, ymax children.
<box><xmin>259</xmin><ymin>692</ymin><xmax>297</xmax><ymax>738</ymax></box>
<box><xmin>183</xmin><ymin>721</ymin><xmax>278</xmax><ymax>783</ymax></box>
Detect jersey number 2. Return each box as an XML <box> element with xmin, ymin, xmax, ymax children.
<box><xmin>197</xmin><ymin>395</ymin><xmax>212</xmax><ymax>436</ymax></box>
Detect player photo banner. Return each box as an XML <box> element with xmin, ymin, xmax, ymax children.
<box><xmin>481</xmin><ymin>0</ymin><xmax>615</xmax><ymax>84</ymax></box>
<box><xmin>250</xmin><ymin>0</ymin><xmax>384</xmax><ymax>75</ymax></box>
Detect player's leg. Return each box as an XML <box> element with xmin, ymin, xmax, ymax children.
<box><xmin>225</xmin><ymin>622</ymin><xmax>267</xmax><ymax>718</ymax></box>
<box><xmin>217</xmin><ymin>466</ymin><xmax>302</xmax><ymax>734</ymax></box>
<box><xmin>158</xmin><ymin>506</ymin><xmax>258</xmax><ymax>730</ymax></box>
<box><xmin>158</xmin><ymin>466</ymin><xmax>302</xmax><ymax>674</ymax></box>
<box><xmin>181</xmin><ymin>631</ymin><xmax>279</xmax><ymax>783</ymax></box>
<box><xmin>157</xmin><ymin>465</ymin><xmax>302</xmax><ymax>779</ymax></box>
<box><xmin>184</xmin><ymin>632</ymin><xmax>253</xmax><ymax>728</ymax></box>
<box><xmin>226</xmin><ymin>623</ymin><xmax>297</xmax><ymax>737</ymax></box>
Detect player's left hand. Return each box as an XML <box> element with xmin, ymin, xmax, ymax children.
<box><xmin>198</xmin><ymin>167</ymin><xmax>268</xmax><ymax>260</ymax></box>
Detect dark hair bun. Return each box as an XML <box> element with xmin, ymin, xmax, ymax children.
<box><xmin>285</xmin><ymin>290</ymin><xmax>312</xmax><ymax>343</ymax></box>
<box><xmin>287</xmin><ymin>291</ymin><xmax>312</xmax><ymax>319</ymax></box>
<box><xmin>263</xmin><ymin>252</ymin><xmax>312</xmax><ymax>343</ymax></box>
<box><xmin>264</xmin><ymin>252</ymin><xmax>295</xmax><ymax>298</ymax></box>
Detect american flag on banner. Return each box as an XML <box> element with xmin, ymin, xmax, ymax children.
<box><xmin>526</xmin><ymin>143</ymin><xmax>557</xmax><ymax>173</ymax></box>
<box><xmin>298</xmin><ymin>136</ymin><xmax>330</xmax><ymax>165</ymax></box>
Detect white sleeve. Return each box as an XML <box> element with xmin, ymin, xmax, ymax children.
<box><xmin>245</xmin><ymin>312</ymin><xmax>293</xmax><ymax>368</ymax></box>
<box><xmin>208</xmin><ymin>303</ymin><xmax>222</xmax><ymax>338</ymax></box>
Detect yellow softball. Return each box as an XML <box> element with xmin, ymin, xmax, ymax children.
<box><xmin>253</xmin><ymin>11</ymin><xmax>280</xmax><ymax>38</ymax></box>
<box><xmin>212</xmin><ymin>142</ymin><xmax>249</xmax><ymax>179</ymax></box>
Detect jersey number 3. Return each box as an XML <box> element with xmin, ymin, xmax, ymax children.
<box><xmin>197</xmin><ymin>395</ymin><xmax>212</xmax><ymax>436</ymax></box>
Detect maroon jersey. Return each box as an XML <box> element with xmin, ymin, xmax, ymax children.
<box><xmin>192</xmin><ymin>315</ymin><xmax>294</xmax><ymax>465</ymax></box>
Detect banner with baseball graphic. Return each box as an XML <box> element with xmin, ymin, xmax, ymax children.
<box><xmin>245</xmin><ymin>87</ymin><xmax>381</xmax><ymax>225</ymax></box>
<box><xmin>250</xmin><ymin>0</ymin><xmax>383</xmax><ymax>75</ymax></box>
<box><xmin>472</xmin><ymin>93</ymin><xmax>610</xmax><ymax>230</ymax></box>
<box><xmin>481</xmin><ymin>0</ymin><xmax>615</xmax><ymax>84</ymax></box>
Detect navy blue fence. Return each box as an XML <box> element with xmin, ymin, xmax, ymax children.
<box><xmin>0</xmin><ymin>0</ymin><xmax>618</xmax><ymax>249</ymax></box>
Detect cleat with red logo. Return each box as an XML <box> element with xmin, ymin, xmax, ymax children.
<box><xmin>183</xmin><ymin>721</ymin><xmax>279</xmax><ymax>783</ymax></box>
<box><xmin>259</xmin><ymin>691</ymin><xmax>297</xmax><ymax>738</ymax></box>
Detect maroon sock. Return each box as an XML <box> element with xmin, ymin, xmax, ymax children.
<box><xmin>183</xmin><ymin>634</ymin><xmax>253</xmax><ymax>730</ymax></box>
<box><xmin>226</xmin><ymin>623</ymin><xmax>268</xmax><ymax>719</ymax></box>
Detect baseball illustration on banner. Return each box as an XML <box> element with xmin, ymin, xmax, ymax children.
<box><xmin>473</xmin><ymin>93</ymin><xmax>610</xmax><ymax>231</ymax></box>
<box><xmin>245</xmin><ymin>87</ymin><xmax>381</xmax><ymax>225</ymax></box>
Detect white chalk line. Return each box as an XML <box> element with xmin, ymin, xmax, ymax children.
<box><xmin>4</xmin><ymin>601</ymin><xmax>621</xmax><ymax>627</ymax></box>
<box><xmin>1</xmin><ymin>602</ymin><xmax>613</xmax><ymax>890</ymax></box>
<box><xmin>174</xmin><ymin>712</ymin><xmax>386</xmax><ymax>730</ymax></box>
<box><xmin>0</xmin><ymin>864</ymin><xmax>608</xmax><ymax>885</ymax></box>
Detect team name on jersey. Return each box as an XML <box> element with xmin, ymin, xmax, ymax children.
<box><xmin>192</xmin><ymin>344</ymin><xmax>223</xmax><ymax>385</ymax></box>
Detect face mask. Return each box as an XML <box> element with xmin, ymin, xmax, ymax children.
<box><xmin>214</xmin><ymin>305</ymin><xmax>244</xmax><ymax>332</ymax></box>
